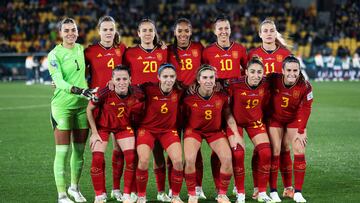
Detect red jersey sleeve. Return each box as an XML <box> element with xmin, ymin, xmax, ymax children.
<box><xmin>296</xmin><ymin>81</ymin><xmax>313</xmax><ymax>134</ymax></box>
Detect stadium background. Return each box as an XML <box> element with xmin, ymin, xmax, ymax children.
<box><xmin>0</xmin><ymin>0</ymin><xmax>360</xmax><ymax>203</ymax></box>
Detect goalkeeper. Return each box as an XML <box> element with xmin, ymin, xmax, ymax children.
<box><xmin>48</xmin><ymin>17</ymin><xmax>96</xmax><ymax>203</ymax></box>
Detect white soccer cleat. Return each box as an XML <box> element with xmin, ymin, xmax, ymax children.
<box><xmin>111</xmin><ymin>189</ymin><xmax>122</xmax><ymax>201</ymax></box>
<box><xmin>270</xmin><ymin>192</ymin><xmax>282</xmax><ymax>202</ymax></box>
<box><xmin>168</xmin><ymin>189</ymin><xmax>173</xmax><ymax>199</ymax></box>
<box><xmin>257</xmin><ymin>192</ymin><xmax>274</xmax><ymax>203</ymax></box>
<box><xmin>94</xmin><ymin>193</ymin><xmax>107</xmax><ymax>203</ymax></box>
<box><xmin>252</xmin><ymin>187</ymin><xmax>259</xmax><ymax>200</ymax></box>
<box><xmin>67</xmin><ymin>187</ymin><xmax>87</xmax><ymax>202</ymax></box>
<box><xmin>130</xmin><ymin>192</ymin><xmax>138</xmax><ymax>202</ymax></box>
<box><xmin>58</xmin><ymin>195</ymin><xmax>74</xmax><ymax>203</ymax></box>
<box><xmin>170</xmin><ymin>195</ymin><xmax>184</xmax><ymax>203</ymax></box>
<box><xmin>157</xmin><ymin>192</ymin><xmax>171</xmax><ymax>202</ymax></box>
<box><xmin>235</xmin><ymin>193</ymin><xmax>245</xmax><ymax>203</ymax></box>
<box><xmin>293</xmin><ymin>192</ymin><xmax>306</xmax><ymax>203</ymax></box>
<box><xmin>121</xmin><ymin>193</ymin><xmax>133</xmax><ymax>203</ymax></box>
<box><xmin>232</xmin><ymin>186</ymin><xmax>238</xmax><ymax>196</ymax></box>
<box><xmin>136</xmin><ymin>196</ymin><xmax>146</xmax><ymax>203</ymax></box>
<box><xmin>195</xmin><ymin>186</ymin><xmax>207</xmax><ymax>199</ymax></box>
<box><xmin>188</xmin><ymin>195</ymin><xmax>198</xmax><ymax>203</ymax></box>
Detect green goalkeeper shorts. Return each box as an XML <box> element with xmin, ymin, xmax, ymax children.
<box><xmin>50</xmin><ymin>106</ymin><xmax>88</xmax><ymax>130</ymax></box>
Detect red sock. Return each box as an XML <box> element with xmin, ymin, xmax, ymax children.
<box><xmin>131</xmin><ymin>153</ymin><xmax>138</xmax><ymax>193</ymax></box>
<box><xmin>256</xmin><ymin>143</ymin><xmax>272</xmax><ymax>193</ymax></box>
<box><xmin>251</xmin><ymin>149</ymin><xmax>258</xmax><ymax>188</ymax></box>
<box><xmin>154</xmin><ymin>166</ymin><xmax>166</xmax><ymax>192</ymax></box>
<box><xmin>195</xmin><ymin>151</ymin><xmax>204</xmax><ymax>186</ymax></box>
<box><xmin>232</xmin><ymin>145</ymin><xmax>245</xmax><ymax>193</ymax></box>
<box><xmin>171</xmin><ymin>169</ymin><xmax>183</xmax><ymax>196</ymax></box>
<box><xmin>136</xmin><ymin>168</ymin><xmax>148</xmax><ymax>197</ymax></box>
<box><xmin>211</xmin><ymin>151</ymin><xmax>221</xmax><ymax>190</ymax></box>
<box><xmin>280</xmin><ymin>150</ymin><xmax>293</xmax><ymax>188</ymax></box>
<box><xmin>167</xmin><ymin>156</ymin><xmax>173</xmax><ymax>189</ymax></box>
<box><xmin>218</xmin><ymin>172</ymin><xmax>232</xmax><ymax>195</ymax></box>
<box><xmin>112</xmin><ymin>150</ymin><xmax>124</xmax><ymax>190</ymax></box>
<box><xmin>270</xmin><ymin>155</ymin><xmax>280</xmax><ymax>191</ymax></box>
<box><xmin>185</xmin><ymin>172</ymin><xmax>196</xmax><ymax>196</ymax></box>
<box><xmin>91</xmin><ymin>152</ymin><xmax>106</xmax><ymax>196</ymax></box>
<box><xmin>123</xmin><ymin>149</ymin><xmax>136</xmax><ymax>194</ymax></box>
<box><xmin>294</xmin><ymin>154</ymin><xmax>306</xmax><ymax>191</ymax></box>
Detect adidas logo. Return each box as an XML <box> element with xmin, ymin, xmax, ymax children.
<box><xmin>137</xmin><ymin>56</ymin><xmax>143</xmax><ymax>60</ymax></box>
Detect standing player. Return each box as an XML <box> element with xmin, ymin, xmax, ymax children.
<box><xmin>268</xmin><ymin>56</ymin><xmax>313</xmax><ymax>203</ymax></box>
<box><xmin>84</xmin><ymin>16</ymin><xmax>127</xmax><ymax>202</ymax></box>
<box><xmin>135</xmin><ymin>64</ymin><xmax>184</xmax><ymax>203</ymax></box>
<box><xmin>183</xmin><ymin>65</ymin><xmax>240</xmax><ymax>203</ymax></box>
<box><xmin>48</xmin><ymin>18</ymin><xmax>97</xmax><ymax>203</ymax></box>
<box><xmin>227</xmin><ymin>57</ymin><xmax>273</xmax><ymax>203</ymax></box>
<box><xmin>167</xmin><ymin>18</ymin><xmax>206</xmax><ymax>199</ymax></box>
<box><xmin>202</xmin><ymin>15</ymin><xmax>247</xmax><ymax>196</ymax></box>
<box><xmin>124</xmin><ymin>18</ymin><xmax>170</xmax><ymax>202</ymax></box>
<box><xmin>87</xmin><ymin>66</ymin><xmax>143</xmax><ymax>203</ymax></box>
<box><xmin>248</xmin><ymin>18</ymin><xmax>293</xmax><ymax>201</ymax></box>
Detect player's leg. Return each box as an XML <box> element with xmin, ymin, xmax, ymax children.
<box><xmin>280</xmin><ymin>134</ymin><xmax>294</xmax><ymax>198</ymax></box>
<box><xmin>268</xmin><ymin>125</ymin><xmax>285</xmax><ymax>202</ymax></box>
<box><xmin>184</xmin><ymin>135</ymin><xmax>201</xmax><ymax>203</ymax></box>
<box><xmin>116</xmin><ymin>130</ymin><xmax>136</xmax><ymax>203</ymax></box>
<box><xmin>195</xmin><ymin>151</ymin><xmax>206</xmax><ymax>199</ymax></box>
<box><xmin>153</xmin><ymin>140</ymin><xmax>170</xmax><ymax>202</ymax></box>
<box><xmin>208</xmin><ymin>136</ymin><xmax>232</xmax><ymax>203</ymax></box>
<box><xmin>287</xmin><ymin>128</ymin><xmax>307</xmax><ymax>203</ymax></box>
<box><xmin>90</xmin><ymin>130</ymin><xmax>109</xmax><ymax>203</ymax></box>
<box><xmin>111</xmin><ymin>133</ymin><xmax>125</xmax><ymax>201</ymax></box>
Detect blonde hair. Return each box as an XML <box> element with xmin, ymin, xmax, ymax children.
<box><xmin>259</xmin><ymin>18</ymin><xmax>291</xmax><ymax>49</ymax></box>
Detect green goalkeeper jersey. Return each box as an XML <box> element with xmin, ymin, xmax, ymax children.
<box><xmin>48</xmin><ymin>43</ymin><xmax>88</xmax><ymax>109</ymax></box>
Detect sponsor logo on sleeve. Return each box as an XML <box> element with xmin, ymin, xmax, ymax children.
<box><xmin>307</xmin><ymin>91</ymin><xmax>313</xmax><ymax>101</ymax></box>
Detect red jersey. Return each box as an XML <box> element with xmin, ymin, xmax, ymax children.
<box><xmin>92</xmin><ymin>87</ymin><xmax>144</xmax><ymax>131</ymax></box>
<box><xmin>228</xmin><ymin>76</ymin><xmax>270</xmax><ymax>126</ymax></box>
<box><xmin>248</xmin><ymin>46</ymin><xmax>291</xmax><ymax>74</ymax></box>
<box><xmin>168</xmin><ymin>42</ymin><xmax>203</xmax><ymax>86</ymax></box>
<box><xmin>183</xmin><ymin>91</ymin><xmax>229</xmax><ymax>132</ymax></box>
<box><xmin>202</xmin><ymin>42</ymin><xmax>247</xmax><ymax>80</ymax></box>
<box><xmin>124</xmin><ymin>45</ymin><xmax>167</xmax><ymax>85</ymax></box>
<box><xmin>140</xmin><ymin>83</ymin><xmax>182</xmax><ymax>132</ymax></box>
<box><xmin>270</xmin><ymin>74</ymin><xmax>313</xmax><ymax>133</ymax></box>
<box><xmin>85</xmin><ymin>43</ymin><xmax>126</xmax><ymax>88</ymax></box>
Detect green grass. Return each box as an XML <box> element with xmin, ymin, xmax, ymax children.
<box><xmin>1</xmin><ymin>82</ymin><xmax>360</xmax><ymax>203</ymax></box>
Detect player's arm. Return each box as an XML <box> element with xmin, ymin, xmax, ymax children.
<box><xmin>296</xmin><ymin>83</ymin><xmax>313</xmax><ymax>134</ymax></box>
<box><xmin>86</xmin><ymin>97</ymin><xmax>103</xmax><ymax>150</ymax></box>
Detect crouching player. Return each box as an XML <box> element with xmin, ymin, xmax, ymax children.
<box><xmin>87</xmin><ymin>65</ymin><xmax>143</xmax><ymax>203</ymax></box>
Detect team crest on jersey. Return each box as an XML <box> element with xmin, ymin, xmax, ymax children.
<box><xmin>153</xmin><ymin>96</ymin><xmax>159</xmax><ymax>100</ymax></box>
<box><xmin>110</xmin><ymin>102</ymin><xmax>116</xmax><ymax>106</ymax></box>
<box><xmin>259</xmin><ymin>88</ymin><xmax>264</xmax><ymax>96</ymax></box>
<box><xmin>192</xmin><ymin>50</ymin><xmax>199</xmax><ymax>57</ymax></box>
<box><xmin>241</xmin><ymin>92</ymin><xmax>247</xmax><ymax>96</ymax></box>
<box><xmin>171</xmin><ymin>94</ymin><xmax>177</xmax><ymax>102</ymax></box>
<box><xmin>276</xmin><ymin>55</ymin><xmax>283</xmax><ymax>62</ymax></box>
<box><xmin>232</xmin><ymin>51</ymin><xmax>239</xmax><ymax>59</ymax></box>
<box><xmin>215</xmin><ymin>100</ymin><xmax>222</xmax><ymax>109</ymax></box>
<box><xmin>293</xmin><ymin>90</ymin><xmax>300</xmax><ymax>99</ymax></box>
<box><xmin>156</xmin><ymin>53</ymin><xmax>163</xmax><ymax>61</ymax></box>
<box><xmin>97</xmin><ymin>53</ymin><xmax>103</xmax><ymax>58</ymax></box>
<box><xmin>127</xmin><ymin>99</ymin><xmax>134</xmax><ymax>106</ymax></box>
<box><xmin>115</xmin><ymin>49</ymin><xmax>121</xmax><ymax>57</ymax></box>
<box><xmin>50</xmin><ymin>60</ymin><xmax>58</xmax><ymax>69</ymax></box>
<box><xmin>138</xmin><ymin>129</ymin><xmax>145</xmax><ymax>137</ymax></box>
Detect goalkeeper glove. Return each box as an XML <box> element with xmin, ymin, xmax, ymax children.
<box><xmin>71</xmin><ymin>86</ymin><xmax>98</xmax><ymax>101</ymax></box>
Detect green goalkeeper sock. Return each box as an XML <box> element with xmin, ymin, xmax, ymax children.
<box><xmin>54</xmin><ymin>145</ymin><xmax>69</xmax><ymax>193</ymax></box>
<box><xmin>70</xmin><ymin>142</ymin><xmax>85</xmax><ymax>185</ymax></box>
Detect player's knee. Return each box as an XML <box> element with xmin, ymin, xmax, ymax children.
<box><xmin>138</xmin><ymin>156</ymin><xmax>150</xmax><ymax>170</ymax></box>
<box><xmin>184</xmin><ymin>155</ymin><xmax>196</xmax><ymax>171</ymax></box>
<box><xmin>219</xmin><ymin>154</ymin><xmax>233</xmax><ymax>172</ymax></box>
<box><xmin>172</xmin><ymin>158</ymin><xmax>183</xmax><ymax>171</ymax></box>
<box><xmin>257</xmin><ymin>143</ymin><xmax>272</xmax><ymax>162</ymax></box>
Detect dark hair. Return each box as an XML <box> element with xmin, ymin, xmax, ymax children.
<box><xmin>196</xmin><ymin>64</ymin><xmax>217</xmax><ymax>82</ymax></box>
<box><xmin>138</xmin><ymin>18</ymin><xmax>161</xmax><ymax>47</ymax></box>
<box><xmin>247</xmin><ymin>56</ymin><xmax>264</xmax><ymax>69</ymax></box>
<box><xmin>98</xmin><ymin>16</ymin><xmax>121</xmax><ymax>48</ymax></box>
<box><xmin>158</xmin><ymin>63</ymin><xmax>176</xmax><ymax>76</ymax></box>
<box><xmin>214</xmin><ymin>14</ymin><xmax>230</xmax><ymax>25</ymax></box>
<box><xmin>58</xmin><ymin>17</ymin><xmax>76</xmax><ymax>31</ymax></box>
<box><xmin>172</xmin><ymin>18</ymin><xmax>192</xmax><ymax>65</ymax></box>
<box><xmin>282</xmin><ymin>55</ymin><xmax>305</xmax><ymax>82</ymax></box>
<box><xmin>112</xmin><ymin>65</ymin><xmax>131</xmax><ymax>77</ymax></box>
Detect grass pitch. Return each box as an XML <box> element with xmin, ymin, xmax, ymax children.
<box><xmin>0</xmin><ymin>82</ymin><xmax>359</xmax><ymax>202</ymax></box>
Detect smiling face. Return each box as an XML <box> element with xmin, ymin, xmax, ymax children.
<box><xmin>112</xmin><ymin>70</ymin><xmax>130</xmax><ymax>95</ymax></box>
<box><xmin>175</xmin><ymin>22</ymin><xmax>192</xmax><ymax>47</ymax></box>
<box><xmin>99</xmin><ymin>21</ymin><xmax>116</xmax><ymax>45</ymax></box>
<box><xmin>214</xmin><ymin>20</ymin><xmax>231</xmax><ymax>44</ymax></box>
<box><xmin>282</xmin><ymin>62</ymin><xmax>300</xmax><ymax>85</ymax></box>
<box><xmin>197</xmin><ymin>69</ymin><xmax>216</xmax><ymax>93</ymax></box>
<box><xmin>138</xmin><ymin>22</ymin><xmax>156</xmax><ymax>45</ymax></box>
<box><xmin>259</xmin><ymin>22</ymin><xmax>277</xmax><ymax>44</ymax></box>
<box><xmin>60</xmin><ymin>22</ymin><xmax>78</xmax><ymax>46</ymax></box>
<box><xmin>158</xmin><ymin>68</ymin><xmax>176</xmax><ymax>92</ymax></box>
<box><xmin>246</xmin><ymin>63</ymin><xmax>264</xmax><ymax>86</ymax></box>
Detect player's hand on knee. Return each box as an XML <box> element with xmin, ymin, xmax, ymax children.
<box><xmin>90</xmin><ymin>133</ymin><xmax>103</xmax><ymax>151</ymax></box>
<box><xmin>294</xmin><ymin>132</ymin><xmax>307</xmax><ymax>148</ymax></box>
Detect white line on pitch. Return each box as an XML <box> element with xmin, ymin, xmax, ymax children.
<box><xmin>0</xmin><ymin>104</ymin><xmax>50</xmax><ymax>111</ymax></box>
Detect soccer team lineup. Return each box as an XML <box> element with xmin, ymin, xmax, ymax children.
<box><xmin>48</xmin><ymin>15</ymin><xmax>313</xmax><ymax>203</ymax></box>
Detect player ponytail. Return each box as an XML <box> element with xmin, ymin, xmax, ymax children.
<box><xmin>138</xmin><ymin>18</ymin><xmax>162</xmax><ymax>47</ymax></box>
<box><xmin>173</xmin><ymin>18</ymin><xmax>192</xmax><ymax>65</ymax></box>
<box><xmin>259</xmin><ymin>18</ymin><xmax>291</xmax><ymax>49</ymax></box>
<box><xmin>97</xmin><ymin>16</ymin><xmax>121</xmax><ymax>48</ymax></box>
